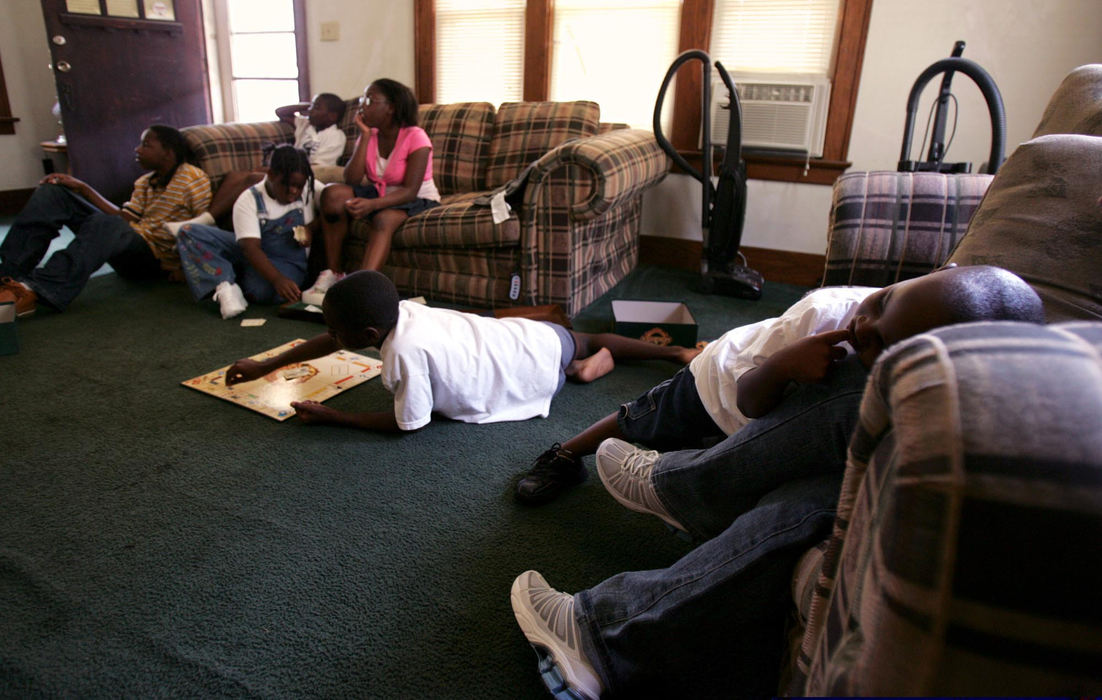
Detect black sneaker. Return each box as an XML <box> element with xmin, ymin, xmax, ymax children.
<box><xmin>515</xmin><ymin>443</ymin><xmax>587</xmax><ymax>505</ymax></box>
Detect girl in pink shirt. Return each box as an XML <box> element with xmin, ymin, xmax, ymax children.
<box><xmin>304</xmin><ymin>79</ymin><xmax>440</xmax><ymax>301</ymax></box>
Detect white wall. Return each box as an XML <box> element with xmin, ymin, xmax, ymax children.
<box><xmin>301</xmin><ymin>1</ymin><xmax>415</xmax><ymax>103</ymax></box>
<box><xmin>4</xmin><ymin>0</ymin><xmax>1099</xmax><ymax>257</ymax></box>
<box><xmin>645</xmin><ymin>0</ymin><xmax>1102</xmax><ymax>255</ymax></box>
<box><xmin>0</xmin><ymin>3</ymin><xmax>62</xmax><ymax>191</ymax></box>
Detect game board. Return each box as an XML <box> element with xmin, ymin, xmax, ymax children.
<box><xmin>181</xmin><ymin>339</ymin><xmax>382</xmax><ymax>421</ymax></box>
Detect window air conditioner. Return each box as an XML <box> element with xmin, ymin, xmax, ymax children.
<box><xmin>709</xmin><ymin>74</ymin><xmax>831</xmax><ymax>158</ymax></box>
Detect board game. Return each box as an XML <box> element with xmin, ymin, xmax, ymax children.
<box><xmin>181</xmin><ymin>339</ymin><xmax>382</xmax><ymax>421</ymax></box>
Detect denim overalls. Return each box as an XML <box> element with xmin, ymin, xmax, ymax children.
<box><xmin>177</xmin><ymin>184</ymin><xmax>309</xmax><ymax>304</ymax></box>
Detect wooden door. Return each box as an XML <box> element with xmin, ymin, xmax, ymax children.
<box><xmin>41</xmin><ymin>0</ymin><xmax>211</xmax><ymax>203</ymax></box>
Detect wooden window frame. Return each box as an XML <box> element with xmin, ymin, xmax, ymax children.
<box><xmin>414</xmin><ymin>0</ymin><xmax>871</xmax><ymax>185</ymax></box>
<box><xmin>211</xmin><ymin>0</ymin><xmax>310</xmax><ymax>121</ymax></box>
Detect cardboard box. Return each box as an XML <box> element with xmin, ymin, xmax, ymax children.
<box><xmin>0</xmin><ymin>302</ymin><xmax>18</xmax><ymax>356</ymax></box>
<box><xmin>612</xmin><ymin>300</ymin><xmax>698</xmax><ymax>347</ymax></box>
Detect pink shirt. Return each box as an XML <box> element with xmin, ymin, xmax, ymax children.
<box><xmin>363</xmin><ymin>126</ymin><xmax>434</xmax><ymax>197</ymax></box>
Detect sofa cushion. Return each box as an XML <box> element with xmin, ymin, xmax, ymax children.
<box><xmin>822</xmin><ymin>171</ymin><xmax>993</xmax><ymax>287</ymax></box>
<box><xmin>392</xmin><ymin>191</ymin><xmax>519</xmax><ymax>250</ymax></box>
<box><xmin>947</xmin><ymin>133</ymin><xmax>1102</xmax><ymax>322</ymax></box>
<box><xmin>182</xmin><ymin>121</ymin><xmax>293</xmax><ymax>190</ymax></box>
<box><xmin>486</xmin><ymin>101</ymin><xmax>600</xmax><ymax>189</ymax></box>
<box><xmin>1032</xmin><ymin>63</ymin><xmax>1102</xmax><ymax>137</ymax></box>
<box><xmin>419</xmin><ymin>103</ymin><xmax>496</xmax><ymax>195</ymax></box>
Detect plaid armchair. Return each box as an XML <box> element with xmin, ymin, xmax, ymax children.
<box><xmin>782</xmin><ymin>64</ymin><xmax>1102</xmax><ymax>694</ymax></box>
<box><xmin>182</xmin><ymin>100</ymin><xmax>669</xmax><ymax>316</ymax></box>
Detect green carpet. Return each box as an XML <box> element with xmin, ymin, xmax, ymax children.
<box><xmin>0</xmin><ymin>265</ymin><xmax>806</xmax><ymax>697</ymax></box>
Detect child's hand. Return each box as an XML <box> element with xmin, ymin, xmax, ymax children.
<box><xmin>273</xmin><ymin>275</ymin><xmax>302</xmax><ymax>303</ymax></box>
<box><xmin>291</xmin><ymin>400</ymin><xmax>341</xmax><ymax>425</ymax></box>
<box><xmin>765</xmin><ymin>328</ymin><xmax>852</xmax><ymax>384</ymax></box>
<box><xmin>226</xmin><ymin>358</ymin><xmax>267</xmax><ymax>386</ymax></box>
<box><xmin>344</xmin><ymin>197</ymin><xmax>377</xmax><ymax>219</ymax></box>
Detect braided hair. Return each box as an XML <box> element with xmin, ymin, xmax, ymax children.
<box><xmin>263</xmin><ymin>144</ymin><xmax>315</xmax><ymax>205</ymax></box>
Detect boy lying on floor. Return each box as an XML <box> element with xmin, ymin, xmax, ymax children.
<box><xmin>224</xmin><ymin>270</ymin><xmax>700</xmax><ymax>431</ymax></box>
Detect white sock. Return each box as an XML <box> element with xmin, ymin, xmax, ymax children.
<box><xmin>165</xmin><ymin>210</ymin><xmax>216</xmax><ymax>237</ymax></box>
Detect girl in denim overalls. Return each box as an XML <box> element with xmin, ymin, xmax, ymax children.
<box><xmin>177</xmin><ymin>146</ymin><xmax>321</xmax><ymax>318</ymax></box>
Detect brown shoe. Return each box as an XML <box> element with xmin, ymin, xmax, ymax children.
<box><xmin>0</xmin><ymin>277</ymin><xmax>37</xmax><ymax>318</ymax></box>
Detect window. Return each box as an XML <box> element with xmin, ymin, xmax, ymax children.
<box><xmin>416</xmin><ymin>0</ymin><xmax>872</xmax><ymax>183</ymax></box>
<box><xmin>549</xmin><ymin>0</ymin><xmax>681</xmax><ymax>129</ymax></box>
<box><xmin>210</xmin><ymin>0</ymin><xmax>309</xmax><ymax>122</ymax></box>
<box><xmin>709</xmin><ymin>0</ymin><xmax>840</xmax><ymax>76</ymax></box>
<box><xmin>434</xmin><ymin>0</ymin><xmax>525</xmax><ymax>106</ymax></box>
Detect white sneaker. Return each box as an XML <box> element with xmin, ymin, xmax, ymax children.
<box><xmin>596</xmin><ymin>438</ymin><xmax>685</xmax><ymax>532</ymax></box>
<box><xmin>510</xmin><ymin>570</ymin><xmax>603</xmax><ymax>700</ymax></box>
<box><xmin>300</xmin><ymin>269</ymin><xmax>343</xmax><ymax>306</ymax></box>
<box><xmin>213</xmin><ymin>280</ymin><xmax>247</xmax><ymax>319</ymax></box>
<box><xmin>164</xmin><ymin>210</ymin><xmax>215</xmax><ymax>238</ymax></box>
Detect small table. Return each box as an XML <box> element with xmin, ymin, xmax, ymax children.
<box><xmin>40</xmin><ymin>139</ymin><xmax>69</xmax><ymax>175</ymax></box>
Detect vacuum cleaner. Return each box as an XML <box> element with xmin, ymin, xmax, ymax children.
<box><xmin>653</xmin><ymin>50</ymin><xmax>763</xmax><ymax>300</ymax></box>
<box><xmin>898</xmin><ymin>41</ymin><xmax>1006</xmax><ymax>175</ymax></box>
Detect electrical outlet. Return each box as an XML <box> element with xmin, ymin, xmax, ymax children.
<box><xmin>320</xmin><ymin>21</ymin><xmax>340</xmax><ymax>42</ymax></box>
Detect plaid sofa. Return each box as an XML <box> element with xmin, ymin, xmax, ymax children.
<box><xmin>782</xmin><ymin>64</ymin><xmax>1102</xmax><ymax>694</ymax></box>
<box><xmin>181</xmin><ymin>100</ymin><xmax>669</xmax><ymax>316</ymax></box>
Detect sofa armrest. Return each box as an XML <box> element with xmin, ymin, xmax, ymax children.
<box><xmin>181</xmin><ymin>120</ymin><xmax>294</xmax><ymax>189</ymax></box>
<box><xmin>821</xmin><ymin>170</ymin><xmax>993</xmax><ymax>288</ymax></box>
<box><xmin>522</xmin><ymin>128</ymin><xmax>670</xmax><ymax>220</ymax></box>
<box><xmin>791</xmin><ymin>321</ymin><xmax>1102</xmax><ymax>696</ymax></box>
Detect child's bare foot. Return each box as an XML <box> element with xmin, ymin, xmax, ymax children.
<box><xmin>566</xmin><ymin>347</ymin><xmax>616</xmax><ymax>383</ymax></box>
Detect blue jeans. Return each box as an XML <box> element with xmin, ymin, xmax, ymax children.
<box><xmin>617</xmin><ymin>366</ymin><xmax>725</xmax><ymax>451</ymax></box>
<box><xmin>176</xmin><ymin>223</ymin><xmax>306</xmax><ymax>305</ymax></box>
<box><xmin>573</xmin><ymin>357</ymin><xmax>868</xmax><ymax>695</ymax></box>
<box><xmin>575</xmin><ymin>474</ymin><xmax>842</xmax><ymax>697</ymax></box>
<box><xmin>654</xmin><ymin>355</ymin><xmax>868</xmax><ymax>541</ymax></box>
<box><xmin>0</xmin><ymin>184</ymin><xmax>160</xmax><ymax>310</ymax></box>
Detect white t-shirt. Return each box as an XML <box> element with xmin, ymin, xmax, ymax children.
<box><xmin>379</xmin><ymin>301</ymin><xmax>563</xmax><ymax>430</ymax></box>
<box><xmin>294</xmin><ymin>114</ymin><xmax>347</xmax><ymax>167</ymax></box>
<box><xmin>691</xmin><ymin>286</ymin><xmax>876</xmax><ymax>435</ymax></box>
<box><xmin>232</xmin><ymin>177</ymin><xmax>326</xmax><ymax>242</ymax></box>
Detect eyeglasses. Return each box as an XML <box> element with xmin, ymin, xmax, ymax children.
<box><xmin>361</xmin><ymin>96</ymin><xmax>387</xmax><ymax>106</ymax></box>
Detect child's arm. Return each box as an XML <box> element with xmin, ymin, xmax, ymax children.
<box><xmin>736</xmin><ymin>328</ymin><xmax>852</xmax><ymax>419</ymax></box>
<box><xmin>225</xmin><ymin>333</ymin><xmax>339</xmax><ymax>386</ymax></box>
<box><xmin>238</xmin><ymin>238</ymin><xmax>302</xmax><ymax>302</ymax></box>
<box><xmin>343</xmin><ymin>147</ymin><xmax>429</xmax><ymax>219</ymax></box>
<box><xmin>341</xmin><ymin>112</ymin><xmax>372</xmax><ymax>185</ymax></box>
<box><xmin>290</xmin><ymin>401</ymin><xmax>405</xmax><ymax>433</ymax></box>
<box><xmin>275</xmin><ymin>102</ymin><xmax>310</xmax><ymax>125</ymax></box>
<box><xmin>41</xmin><ymin>173</ymin><xmax>127</xmax><ymax>219</ymax></box>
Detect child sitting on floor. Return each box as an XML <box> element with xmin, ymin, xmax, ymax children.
<box><xmin>223</xmin><ymin>270</ymin><xmax>700</xmax><ymax>431</ymax></box>
<box><xmin>176</xmin><ymin>145</ymin><xmax>325</xmax><ymax>318</ymax></box>
<box><xmin>514</xmin><ymin>264</ymin><xmax>1044</xmax><ymax>504</ymax></box>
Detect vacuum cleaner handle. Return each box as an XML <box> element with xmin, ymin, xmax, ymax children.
<box><xmin>899</xmin><ymin>57</ymin><xmax>1006</xmax><ymax>174</ymax></box>
<box><xmin>654</xmin><ymin>49</ymin><xmax>714</xmax><ymax>227</ymax></box>
<box><xmin>927</xmin><ymin>40</ymin><xmax>966</xmax><ymax>163</ymax></box>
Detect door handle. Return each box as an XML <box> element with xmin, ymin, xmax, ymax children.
<box><xmin>56</xmin><ymin>61</ymin><xmax>72</xmax><ymax>73</ymax></box>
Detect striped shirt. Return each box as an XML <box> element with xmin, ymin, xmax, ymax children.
<box><xmin>121</xmin><ymin>162</ymin><xmax>211</xmax><ymax>271</ymax></box>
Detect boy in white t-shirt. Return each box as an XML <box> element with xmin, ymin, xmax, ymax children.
<box><xmin>276</xmin><ymin>93</ymin><xmax>348</xmax><ymax>169</ymax></box>
<box><xmin>514</xmin><ymin>264</ymin><xmax>1046</xmax><ymax>504</ymax></box>
<box><xmin>223</xmin><ymin>271</ymin><xmax>701</xmax><ymax>431</ymax></box>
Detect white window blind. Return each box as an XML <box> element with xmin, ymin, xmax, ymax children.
<box><xmin>549</xmin><ymin>0</ymin><xmax>681</xmax><ymax>130</ymax></box>
<box><xmin>710</xmin><ymin>0</ymin><xmax>841</xmax><ymax>75</ymax></box>
<box><xmin>435</xmin><ymin>0</ymin><xmax>525</xmax><ymax>106</ymax></box>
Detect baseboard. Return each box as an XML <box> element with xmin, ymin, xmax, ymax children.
<box><xmin>0</xmin><ymin>188</ymin><xmax>34</xmax><ymax>216</ymax></box>
<box><xmin>639</xmin><ymin>236</ymin><xmax>824</xmax><ymax>288</ymax></box>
